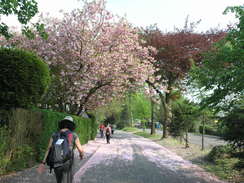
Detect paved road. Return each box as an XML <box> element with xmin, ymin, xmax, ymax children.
<box><xmin>188</xmin><ymin>133</ymin><xmax>227</xmax><ymax>148</ymax></box>
<box><xmin>145</xmin><ymin>129</ymin><xmax>226</xmax><ymax>148</ymax></box>
<box><xmin>0</xmin><ymin>131</ymin><xmax>225</xmax><ymax>183</ymax></box>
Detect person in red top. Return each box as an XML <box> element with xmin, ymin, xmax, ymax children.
<box><xmin>104</xmin><ymin>124</ymin><xmax>112</xmax><ymax>144</ymax></box>
<box><xmin>99</xmin><ymin>123</ymin><xmax>105</xmax><ymax>138</ymax></box>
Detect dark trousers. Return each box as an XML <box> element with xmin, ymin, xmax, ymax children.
<box><xmin>106</xmin><ymin>134</ymin><xmax>110</xmax><ymax>144</ymax></box>
<box><xmin>54</xmin><ymin>161</ymin><xmax>73</xmax><ymax>183</ymax></box>
<box><xmin>100</xmin><ymin>129</ymin><xmax>104</xmax><ymax>138</ymax></box>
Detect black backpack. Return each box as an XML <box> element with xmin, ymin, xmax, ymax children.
<box><xmin>46</xmin><ymin>130</ymin><xmax>73</xmax><ymax>172</ymax></box>
<box><xmin>106</xmin><ymin>128</ymin><xmax>110</xmax><ymax>135</ymax></box>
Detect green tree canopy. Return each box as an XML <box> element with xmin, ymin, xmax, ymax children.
<box><xmin>130</xmin><ymin>92</ymin><xmax>151</xmax><ymax>121</ymax></box>
<box><xmin>0</xmin><ymin>0</ymin><xmax>46</xmax><ymax>39</ymax></box>
<box><xmin>170</xmin><ymin>97</ymin><xmax>199</xmax><ymax>137</ymax></box>
<box><xmin>190</xmin><ymin>5</ymin><xmax>244</xmax><ymax>109</ymax></box>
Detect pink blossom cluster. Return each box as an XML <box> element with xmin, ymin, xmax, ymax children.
<box><xmin>2</xmin><ymin>0</ymin><xmax>155</xmax><ymax>113</ymax></box>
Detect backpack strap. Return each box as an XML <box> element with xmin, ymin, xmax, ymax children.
<box><xmin>64</xmin><ymin>130</ymin><xmax>75</xmax><ymax>151</ymax></box>
<box><xmin>67</xmin><ymin>132</ymin><xmax>73</xmax><ymax>145</ymax></box>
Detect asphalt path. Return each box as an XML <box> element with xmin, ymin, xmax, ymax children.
<box><xmin>0</xmin><ymin>131</ymin><xmax>226</xmax><ymax>183</ymax></box>
<box><xmin>145</xmin><ymin>129</ymin><xmax>226</xmax><ymax>148</ymax></box>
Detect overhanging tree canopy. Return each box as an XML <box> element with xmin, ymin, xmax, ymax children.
<box><xmin>2</xmin><ymin>0</ymin><xmax>155</xmax><ymax>114</ymax></box>
<box><xmin>142</xmin><ymin>22</ymin><xmax>225</xmax><ymax>137</ymax></box>
<box><xmin>189</xmin><ymin>5</ymin><xmax>244</xmax><ymax>109</ymax></box>
<box><xmin>0</xmin><ymin>0</ymin><xmax>46</xmax><ymax>39</ymax></box>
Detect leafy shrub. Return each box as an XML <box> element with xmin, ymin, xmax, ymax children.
<box><xmin>0</xmin><ymin>48</ymin><xmax>50</xmax><ymax>109</ymax></box>
<box><xmin>6</xmin><ymin>145</ymin><xmax>35</xmax><ymax>172</ymax></box>
<box><xmin>207</xmin><ymin>145</ymin><xmax>233</xmax><ymax>162</ymax></box>
<box><xmin>0</xmin><ymin>126</ymin><xmax>9</xmax><ymax>175</ymax></box>
<box><xmin>221</xmin><ymin>101</ymin><xmax>244</xmax><ymax>149</ymax></box>
<box><xmin>170</xmin><ymin>98</ymin><xmax>199</xmax><ymax>137</ymax></box>
<box><xmin>234</xmin><ymin>159</ymin><xmax>244</xmax><ymax>169</ymax></box>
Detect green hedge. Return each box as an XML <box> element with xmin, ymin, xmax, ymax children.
<box><xmin>0</xmin><ymin>108</ymin><xmax>97</xmax><ymax>175</ymax></box>
<box><xmin>0</xmin><ymin>48</ymin><xmax>50</xmax><ymax>109</ymax></box>
<box><xmin>36</xmin><ymin>109</ymin><xmax>97</xmax><ymax>159</ymax></box>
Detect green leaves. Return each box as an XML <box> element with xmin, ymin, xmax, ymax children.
<box><xmin>0</xmin><ymin>0</ymin><xmax>47</xmax><ymax>39</ymax></box>
<box><xmin>0</xmin><ymin>0</ymin><xmax>38</xmax><ymax>24</ymax></box>
<box><xmin>189</xmin><ymin>5</ymin><xmax>244</xmax><ymax>109</ymax></box>
<box><xmin>0</xmin><ymin>48</ymin><xmax>50</xmax><ymax>109</ymax></box>
<box><xmin>21</xmin><ymin>23</ymin><xmax>48</xmax><ymax>40</ymax></box>
<box><xmin>21</xmin><ymin>26</ymin><xmax>35</xmax><ymax>39</ymax></box>
<box><xmin>221</xmin><ymin>99</ymin><xmax>244</xmax><ymax>149</ymax></box>
<box><xmin>35</xmin><ymin>23</ymin><xmax>48</xmax><ymax>39</ymax></box>
<box><xmin>171</xmin><ymin>97</ymin><xmax>199</xmax><ymax>136</ymax></box>
<box><xmin>0</xmin><ymin>22</ymin><xmax>12</xmax><ymax>39</ymax></box>
<box><xmin>17</xmin><ymin>0</ymin><xmax>38</xmax><ymax>24</ymax></box>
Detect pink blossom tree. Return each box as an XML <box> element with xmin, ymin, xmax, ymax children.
<box><xmin>4</xmin><ymin>0</ymin><xmax>154</xmax><ymax>115</ymax></box>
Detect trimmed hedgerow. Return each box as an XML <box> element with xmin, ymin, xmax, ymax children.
<box><xmin>36</xmin><ymin>109</ymin><xmax>97</xmax><ymax>160</ymax></box>
<box><xmin>0</xmin><ymin>48</ymin><xmax>50</xmax><ymax>109</ymax></box>
<box><xmin>0</xmin><ymin>108</ymin><xmax>97</xmax><ymax>175</ymax></box>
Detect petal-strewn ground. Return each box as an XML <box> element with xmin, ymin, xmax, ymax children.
<box><xmin>0</xmin><ymin>131</ymin><xmax>226</xmax><ymax>183</ymax></box>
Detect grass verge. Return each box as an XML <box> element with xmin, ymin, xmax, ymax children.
<box><xmin>124</xmin><ymin>128</ymin><xmax>244</xmax><ymax>183</ymax></box>
<box><xmin>122</xmin><ymin>127</ymin><xmax>141</xmax><ymax>133</ymax></box>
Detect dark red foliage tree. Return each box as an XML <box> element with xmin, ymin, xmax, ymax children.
<box><xmin>142</xmin><ymin>23</ymin><xmax>225</xmax><ymax>138</ymax></box>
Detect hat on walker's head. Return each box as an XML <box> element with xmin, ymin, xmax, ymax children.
<box><xmin>59</xmin><ymin>116</ymin><xmax>76</xmax><ymax>131</ymax></box>
<box><xmin>64</xmin><ymin>116</ymin><xmax>74</xmax><ymax>122</ymax></box>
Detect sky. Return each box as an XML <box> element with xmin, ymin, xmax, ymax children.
<box><xmin>2</xmin><ymin>0</ymin><xmax>244</xmax><ymax>32</ymax></box>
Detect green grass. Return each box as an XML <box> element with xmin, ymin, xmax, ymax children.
<box><xmin>134</xmin><ymin>131</ymin><xmax>159</xmax><ymax>139</ymax></box>
<box><xmin>124</xmin><ymin>128</ymin><xmax>244</xmax><ymax>183</ymax></box>
<box><xmin>122</xmin><ymin>127</ymin><xmax>140</xmax><ymax>132</ymax></box>
<box><xmin>203</xmin><ymin>158</ymin><xmax>241</xmax><ymax>181</ymax></box>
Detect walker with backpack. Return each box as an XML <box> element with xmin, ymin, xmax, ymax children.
<box><xmin>46</xmin><ymin>129</ymin><xmax>74</xmax><ymax>173</ymax></box>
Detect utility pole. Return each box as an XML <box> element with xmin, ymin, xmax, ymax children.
<box><xmin>201</xmin><ymin>114</ymin><xmax>205</xmax><ymax>150</ymax></box>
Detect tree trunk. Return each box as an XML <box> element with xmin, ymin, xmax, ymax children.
<box><xmin>179</xmin><ymin>135</ymin><xmax>183</xmax><ymax>144</ymax></box>
<box><xmin>185</xmin><ymin>129</ymin><xmax>189</xmax><ymax>148</ymax></box>
<box><xmin>159</xmin><ymin>102</ymin><xmax>165</xmax><ymax>139</ymax></box>
<box><xmin>161</xmin><ymin>90</ymin><xmax>172</xmax><ymax>139</ymax></box>
<box><xmin>145</xmin><ymin>80</ymin><xmax>173</xmax><ymax>139</ymax></box>
<box><xmin>150</xmin><ymin>99</ymin><xmax>155</xmax><ymax>135</ymax></box>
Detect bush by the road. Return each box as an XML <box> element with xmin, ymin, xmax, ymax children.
<box><xmin>206</xmin><ymin>144</ymin><xmax>244</xmax><ymax>181</ymax></box>
<box><xmin>0</xmin><ymin>108</ymin><xmax>97</xmax><ymax>176</ymax></box>
<box><xmin>207</xmin><ymin>145</ymin><xmax>232</xmax><ymax>162</ymax></box>
<box><xmin>221</xmin><ymin>101</ymin><xmax>244</xmax><ymax>150</ymax></box>
<box><xmin>0</xmin><ymin>48</ymin><xmax>50</xmax><ymax>109</ymax></box>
